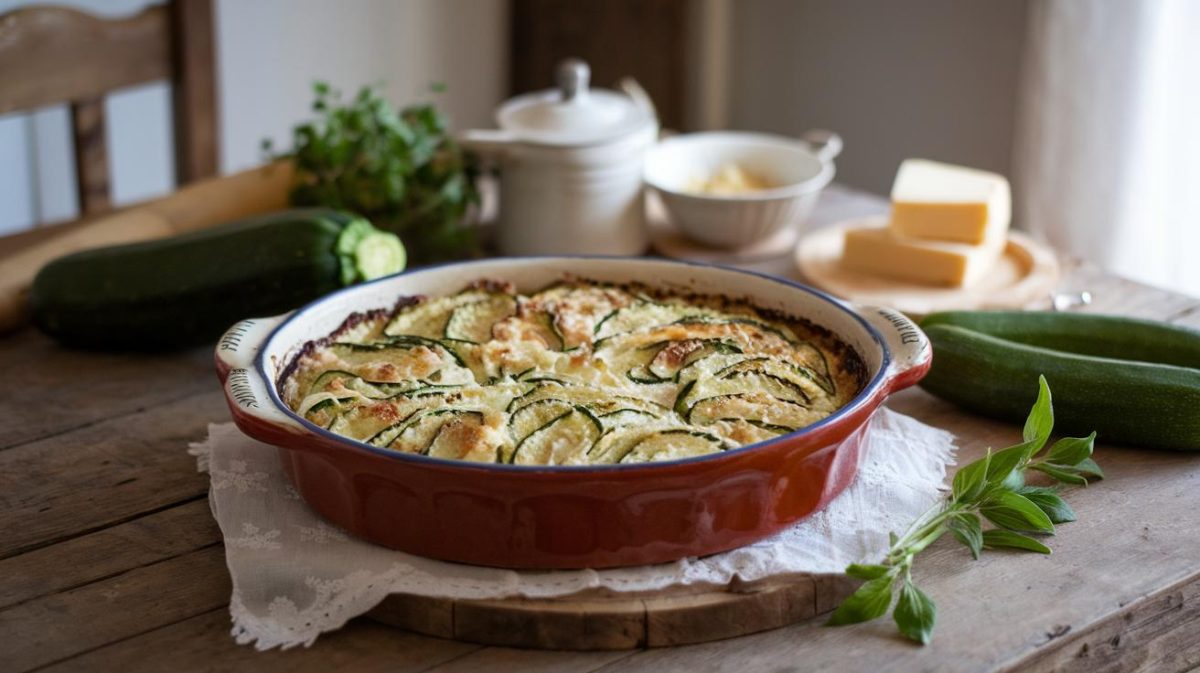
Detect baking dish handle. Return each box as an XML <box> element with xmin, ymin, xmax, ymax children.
<box><xmin>214</xmin><ymin>315</ymin><xmax>307</xmax><ymax>435</ymax></box>
<box><xmin>855</xmin><ymin>305</ymin><xmax>933</xmax><ymax>393</ymax></box>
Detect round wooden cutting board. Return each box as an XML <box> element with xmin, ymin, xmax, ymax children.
<box><xmin>795</xmin><ymin>217</ymin><xmax>1061</xmax><ymax>316</ymax></box>
<box><xmin>367</xmin><ymin>573</ymin><xmax>856</xmax><ymax>650</ymax></box>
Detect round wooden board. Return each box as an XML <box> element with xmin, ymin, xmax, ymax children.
<box><xmin>367</xmin><ymin>573</ymin><xmax>857</xmax><ymax>650</ymax></box>
<box><xmin>795</xmin><ymin>216</ymin><xmax>1061</xmax><ymax>316</ymax></box>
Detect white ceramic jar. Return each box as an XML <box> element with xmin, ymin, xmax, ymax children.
<box><xmin>460</xmin><ymin>60</ymin><xmax>659</xmax><ymax>256</ymax></box>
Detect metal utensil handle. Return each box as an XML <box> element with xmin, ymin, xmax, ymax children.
<box><xmin>1050</xmin><ymin>291</ymin><xmax>1093</xmax><ymax>311</ymax></box>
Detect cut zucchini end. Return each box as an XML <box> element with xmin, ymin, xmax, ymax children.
<box><xmin>349</xmin><ymin>230</ymin><xmax>407</xmax><ymax>283</ymax></box>
<box><xmin>335</xmin><ymin>218</ymin><xmax>376</xmax><ymax>257</ymax></box>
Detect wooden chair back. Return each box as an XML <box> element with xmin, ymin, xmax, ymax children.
<box><xmin>0</xmin><ymin>0</ymin><xmax>217</xmax><ymax>217</ymax></box>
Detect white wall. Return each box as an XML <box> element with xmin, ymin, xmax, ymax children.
<box><xmin>728</xmin><ymin>0</ymin><xmax>1030</xmax><ymax>196</ymax></box>
<box><xmin>0</xmin><ymin>0</ymin><xmax>509</xmax><ymax>234</ymax></box>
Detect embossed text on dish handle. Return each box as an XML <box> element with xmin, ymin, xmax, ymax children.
<box><xmin>214</xmin><ymin>314</ymin><xmax>288</xmax><ymax>379</ymax></box>
<box><xmin>857</xmin><ymin>305</ymin><xmax>933</xmax><ymax>393</ymax></box>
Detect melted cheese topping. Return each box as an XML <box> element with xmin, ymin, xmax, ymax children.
<box><xmin>281</xmin><ymin>279</ymin><xmax>863</xmax><ymax>466</ymax></box>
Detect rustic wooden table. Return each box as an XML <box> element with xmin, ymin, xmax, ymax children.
<box><xmin>2</xmin><ymin>185</ymin><xmax>1199</xmax><ymax>673</ymax></box>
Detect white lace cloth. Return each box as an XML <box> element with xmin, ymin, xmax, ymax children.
<box><xmin>189</xmin><ymin>407</ymin><xmax>955</xmax><ymax>650</ymax></box>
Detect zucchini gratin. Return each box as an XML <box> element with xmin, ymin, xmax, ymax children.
<box><xmin>280</xmin><ymin>279</ymin><xmax>865</xmax><ymax>466</ymax></box>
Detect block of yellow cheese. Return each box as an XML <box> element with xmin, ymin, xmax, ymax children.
<box><xmin>842</xmin><ymin>223</ymin><xmax>1005</xmax><ymax>287</ymax></box>
<box><xmin>889</xmin><ymin>159</ymin><xmax>1011</xmax><ymax>245</ymax></box>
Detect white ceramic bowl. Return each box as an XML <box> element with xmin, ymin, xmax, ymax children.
<box><xmin>643</xmin><ymin>130</ymin><xmax>841</xmax><ymax>248</ymax></box>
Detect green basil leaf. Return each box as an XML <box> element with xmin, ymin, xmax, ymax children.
<box><xmin>827</xmin><ymin>576</ymin><xmax>895</xmax><ymax>626</ymax></box>
<box><xmin>980</xmin><ymin>490</ymin><xmax>1055</xmax><ymax>533</ymax></box>
<box><xmin>1021</xmin><ymin>489</ymin><xmax>1077</xmax><ymax>524</ymax></box>
<box><xmin>947</xmin><ymin>512</ymin><xmax>983</xmax><ymax>560</ymax></box>
<box><xmin>284</xmin><ymin>83</ymin><xmax>478</xmax><ymax>264</ymax></box>
<box><xmin>894</xmin><ymin>580</ymin><xmax>937</xmax><ymax>645</ymax></box>
<box><xmin>1022</xmin><ymin>375</ymin><xmax>1054</xmax><ymax>452</ymax></box>
<box><xmin>1022</xmin><ymin>374</ymin><xmax>1051</xmax><ymax>448</ymax></box>
<box><xmin>981</xmin><ymin>529</ymin><xmax>1052</xmax><ymax>554</ymax></box>
<box><xmin>1015</xmin><ymin>485</ymin><xmax>1057</xmax><ymax>497</ymax></box>
<box><xmin>1030</xmin><ymin>463</ymin><xmax>1090</xmax><ymax>485</ymax></box>
<box><xmin>1046</xmin><ymin>432</ymin><xmax>1096</xmax><ymax>466</ymax></box>
<box><xmin>952</xmin><ymin>450</ymin><xmax>991</xmax><ymax>502</ymax></box>
<box><xmin>986</xmin><ymin>440</ymin><xmax>1037</xmax><ymax>486</ymax></box>
<box><xmin>845</xmin><ymin>563</ymin><xmax>891</xmax><ymax>580</ymax></box>
<box><xmin>1073</xmin><ymin>457</ymin><xmax>1106</xmax><ymax>479</ymax></box>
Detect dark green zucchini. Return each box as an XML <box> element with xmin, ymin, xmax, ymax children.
<box><xmin>30</xmin><ymin>208</ymin><xmax>405</xmax><ymax>350</ymax></box>
<box><xmin>921</xmin><ymin>311</ymin><xmax>1200</xmax><ymax>368</ymax></box>
<box><xmin>919</xmin><ymin>322</ymin><xmax>1200</xmax><ymax>451</ymax></box>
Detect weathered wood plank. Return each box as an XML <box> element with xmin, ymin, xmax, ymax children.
<box><xmin>1000</xmin><ymin>574</ymin><xmax>1200</xmax><ymax>673</ymax></box>
<box><xmin>426</xmin><ymin>647</ymin><xmax>636</xmax><ymax>673</ymax></box>
<box><xmin>1060</xmin><ymin>259</ymin><xmax>1200</xmax><ymax>321</ymax></box>
<box><xmin>0</xmin><ymin>5</ymin><xmax>171</xmax><ymax>114</ymax></box>
<box><xmin>0</xmin><ymin>330</ymin><xmax>216</xmax><ymax>450</ymax></box>
<box><xmin>37</xmin><ymin>608</ymin><xmax>481</xmax><ymax>673</ymax></box>
<box><xmin>0</xmin><ymin>389</ymin><xmax>224</xmax><ymax>558</ymax></box>
<box><xmin>0</xmin><ymin>545</ymin><xmax>230</xmax><ymax>673</ymax></box>
<box><xmin>1168</xmin><ymin>303</ymin><xmax>1200</xmax><ymax>329</ymax></box>
<box><xmin>0</xmin><ymin>499</ymin><xmax>218</xmax><ymax>610</ymax></box>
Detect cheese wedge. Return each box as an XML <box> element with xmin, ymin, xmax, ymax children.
<box><xmin>889</xmin><ymin>159</ymin><xmax>1011</xmax><ymax>244</ymax></box>
<box><xmin>842</xmin><ymin>223</ymin><xmax>1004</xmax><ymax>287</ymax></box>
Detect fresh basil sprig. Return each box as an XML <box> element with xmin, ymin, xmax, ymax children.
<box><xmin>265</xmin><ymin>82</ymin><xmax>479</xmax><ymax>265</ymax></box>
<box><xmin>828</xmin><ymin>376</ymin><xmax>1103</xmax><ymax>644</ymax></box>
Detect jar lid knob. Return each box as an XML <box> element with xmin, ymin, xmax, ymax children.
<box><xmin>556</xmin><ymin>58</ymin><xmax>590</xmax><ymax>103</ymax></box>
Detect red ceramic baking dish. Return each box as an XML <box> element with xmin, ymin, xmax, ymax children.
<box><xmin>215</xmin><ymin>257</ymin><xmax>931</xmax><ymax>569</ymax></box>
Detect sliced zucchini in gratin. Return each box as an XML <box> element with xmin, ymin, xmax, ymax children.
<box><xmin>444</xmin><ymin>294</ymin><xmax>517</xmax><ymax>342</ymax></box>
<box><xmin>508</xmin><ymin>405</ymin><xmax>602</xmax><ymax>465</ymax></box>
<box><xmin>385</xmin><ymin>289</ymin><xmax>512</xmax><ymax>338</ymax></box>
<box><xmin>281</xmin><ymin>278</ymin><xmax>864</xmax><ymax>466</ymax></box>
<box><xmin>619</xmin><ymin>429</ymin><xmax>726</xmax><ymax>463</ymax></box>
